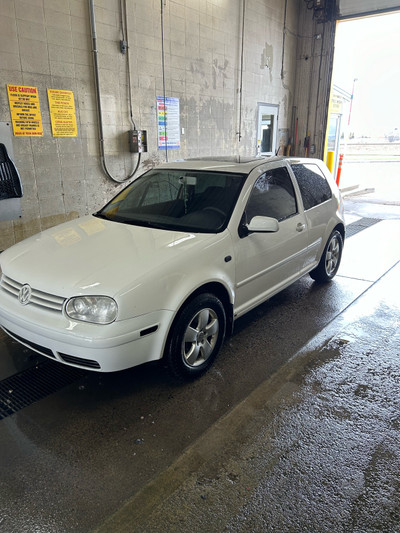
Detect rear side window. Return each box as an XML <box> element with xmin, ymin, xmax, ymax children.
<box><xmin>291</xmin><ymin>163</ymin><xmax>332</xmax><ymax>210</ymax></box>
<box><xmin>246</xmin><ymin>167</ymin><xmax>297</xmax><ymax>222</ymax></box>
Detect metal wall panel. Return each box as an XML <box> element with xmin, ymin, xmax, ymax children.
<box><xmin>338</xmin><ymin>0</ymin><xmax>400</xmax><ymax>18</ymax></box>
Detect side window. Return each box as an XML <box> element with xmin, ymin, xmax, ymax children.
<box><xmin>291</xmin><ymin>163</ymin><xmax>332</xmax><ymax>210</ymax></box>
<box><xmin>246</xmin><ymin>167</ymin><xmax>297</xmax><ymax>222</ymax></box>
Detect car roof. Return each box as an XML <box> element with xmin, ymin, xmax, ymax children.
<box><xmin>155</xmin><ymin>156</ymin><xmax>320</xmax><ymax>174</ymax></box>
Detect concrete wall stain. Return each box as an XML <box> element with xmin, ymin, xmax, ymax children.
<box><xmin>261</xmin><ymin>43</ymin><xmax>274</xmax><ymax>84</ymax></box>
<box><xmin>212</xmin><ymin>59</ymin><xmax>229</xmax><ymax>91</ymax></box>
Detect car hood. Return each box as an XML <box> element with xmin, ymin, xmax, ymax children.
<box><xmin>0</xmin><ymin>215</ymin><xmax>222</xmax><ymax>297</ymax></box>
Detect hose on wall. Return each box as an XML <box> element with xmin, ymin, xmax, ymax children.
<box><xmin>88</xmin><ymin>0</ymin><xmax>141</xmax><ymax>183</ymax></box>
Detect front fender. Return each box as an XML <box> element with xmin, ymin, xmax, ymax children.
<box><xmin>116</xmin><ymin>231</ymin><xmax>235</xmax><ymax>321</ymax></box>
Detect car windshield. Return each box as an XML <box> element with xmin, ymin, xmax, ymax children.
<box><xmin>95</xmin><ymin>169</ymin><xmax>246</xmax><ymax>232</ymax></box>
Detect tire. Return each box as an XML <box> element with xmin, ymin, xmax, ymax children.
<box><xmin>165</xmin><ymin>293</ymin><xmax>226</xmax><ymax>380</ymax></box>
<box><xmin>309</xmin><ymin>229</ymin><xmax>343</xmax><ymax>283</ymax></box>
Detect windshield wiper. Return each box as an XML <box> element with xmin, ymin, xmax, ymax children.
<box><xmin>94</xmin><ymin>212</ymin><xmax>181</xmax><ymax>231</ymax></box>
<box><xmin>123</xmin><ymin>219</ymin><xmax>172</xmax><ymax>229</ymax></box>
<box><xmin>93</xmin><ymin>212</ymin><xmax>112</xmax><ymax>220</ymax></box>
<box><xmin>94</xmin><ymin>212</ymin><xmax>155</xmax><ymax>227</ymax></box>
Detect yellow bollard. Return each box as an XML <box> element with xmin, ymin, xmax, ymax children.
<box><xmin>326</xmin><ymin>151</ymin><xmax>334</xmax><ymax>174</ymax></box>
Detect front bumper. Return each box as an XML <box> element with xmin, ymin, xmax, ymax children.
<box><xmin>0</xmin><ymin>291</ymin><xmax>174</xmax><ymax>372</ymax></box>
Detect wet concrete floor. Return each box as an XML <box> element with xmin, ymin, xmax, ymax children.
<box><xmin>0</xmin><ymin>200</ymin><xmax>400</xmax><ymax>533</ymax></box>
<box><xmin>107</xmin><ymin>225</ymin><xmax>400</xmax><ymax>533</ymax></box>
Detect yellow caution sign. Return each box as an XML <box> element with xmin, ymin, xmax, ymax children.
<box><xmin>47</xmin><ymin>89</ymin><xmax>78</xmax><ymax>137</ymax></box>
<box><xmin>7</xmin><ymin>84</ymin><xmax>43</xmax><ymax>136</ymax></box>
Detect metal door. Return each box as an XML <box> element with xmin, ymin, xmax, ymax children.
<box><xmin>257</xmin><ymin>104</ymin><xmax>279</xmax><ymax>156</ymax></box>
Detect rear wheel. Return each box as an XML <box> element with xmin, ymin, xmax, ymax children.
<box><xmin>165</xmin><ymin>293</ymin><xmax>226</xmax><ymax>380</ymax></box>
<box><xmin>310</xmin><ymin>230</ymin><xmax>343</xmax><ymax>282</ymax></box>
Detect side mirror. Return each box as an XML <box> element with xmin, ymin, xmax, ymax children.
<box><xmin>247</xmin><ymin>216</ymin><xmax>279</xmax><ymax>233</ymax></box>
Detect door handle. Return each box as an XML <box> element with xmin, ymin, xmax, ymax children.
<box><xmin>296</xmin><ymin>223</ymin><xmax>306</xmax><ymax>232</ymax></box>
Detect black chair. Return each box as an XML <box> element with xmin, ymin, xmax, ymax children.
<box><xmin>0</xmin><ymin>143</ymin><xmax>23</xmax><ymax>200</ymax></box>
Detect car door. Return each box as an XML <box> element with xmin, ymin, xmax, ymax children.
<box><xmin>234</xmin><ymin>165</ymin><xmax>308</xmax><ymax>317</ymax></box>
<box><xmin>289</xmin><ymin>162</ymin><xmax>335</xmax><ymax>268</ymax></box>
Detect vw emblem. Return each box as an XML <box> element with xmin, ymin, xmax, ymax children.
<box><xmin>18</xmin><ymin>284</ymin><xmax>32</xmax><ymax>306</ymax></box>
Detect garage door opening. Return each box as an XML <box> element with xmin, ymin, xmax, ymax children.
<box><xmin>326</xmin><ymin>11</ymin><xmax>400</xmax><ymax>205</ymax></box>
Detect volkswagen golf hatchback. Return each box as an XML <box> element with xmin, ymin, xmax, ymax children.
<box><xmin>0</xmin><ymin>157</ymin><xmax>345</xmax><ymax>379</ymax></box>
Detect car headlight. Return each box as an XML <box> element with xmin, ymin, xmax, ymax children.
<box><xmin>65</xmin><ymin>296</ymin><xmax>118</xmax><ymax>324</ymax></box>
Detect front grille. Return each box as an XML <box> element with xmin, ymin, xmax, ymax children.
<box><xmin>0</xmin><ymin>275</ymin><xmax>65</xmax><ymax>312</ymax></box>
<box><xmin>59</xmin><ymin>353</ymin><xmax>101</xmax><ymax>369</ymax></box>
<box><xmin>3</xmin><ymin>328</ymin><xmax>100</xmax><ymax>370</ymax></box>
<box><xmin>3</xmin><ymin>328</ymin><xmax>56</xmax><ymax>358</ymax></box>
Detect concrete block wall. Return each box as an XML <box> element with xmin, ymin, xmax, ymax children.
<box><xmin>0</xmin><ymin>0</ymin><xmax>326</xmax><ymax>251</ymax></box>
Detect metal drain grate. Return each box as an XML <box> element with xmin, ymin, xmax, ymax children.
<box><xmin>0</xmin><ymin>362</ymin><xmax>85</xmax><ymax>420</ymax></box>
<box><xmin>346</xmin><ymin>217</ymin><xmax>382</xmax><ymax>238</ymax></box>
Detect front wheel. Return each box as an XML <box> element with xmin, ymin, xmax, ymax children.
<box><xmin>164</xmin><ymin>293</ymin><xmax>226</xmax><ymax>380</ymax></box>
<box><xmin>310</xmin><ymin>230</ymin><xmax>343</xmax><ymax>282</ymax></box>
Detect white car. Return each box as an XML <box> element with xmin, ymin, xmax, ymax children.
<box><xmin>0</xmin><ymin>157</ymin><xmax>345</xmax><ymax>379</ymax></box>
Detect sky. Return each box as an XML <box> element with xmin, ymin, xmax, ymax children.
<box><xmin>332</xmin><ymin>11</ymin><xmax>400</xmax><ymax>137</ymax></box>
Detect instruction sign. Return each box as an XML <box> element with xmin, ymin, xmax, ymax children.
<box><xmin>48</xmin><ymin>89</ymin><xmax>77</xmax><ymax>137</ymax></box>
<box><xmin>7</xmin><ymin>84</ymin><xmax>43</xmax><ymax>136</ymax></box>
<box><xmin>157</xmin><ymin>96</ymin><xmax>180</xmax><ymax>150</ymax></box>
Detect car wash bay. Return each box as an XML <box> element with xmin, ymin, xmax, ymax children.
<box><xmin>2</xmin><ymin>0</ymin><xmax>400</xmax><ymax>528</ymax></box>
<box><xmin>1</xmin><ymin>198</ymin><xmax>400</xmax><ymax>533</ymax></box>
